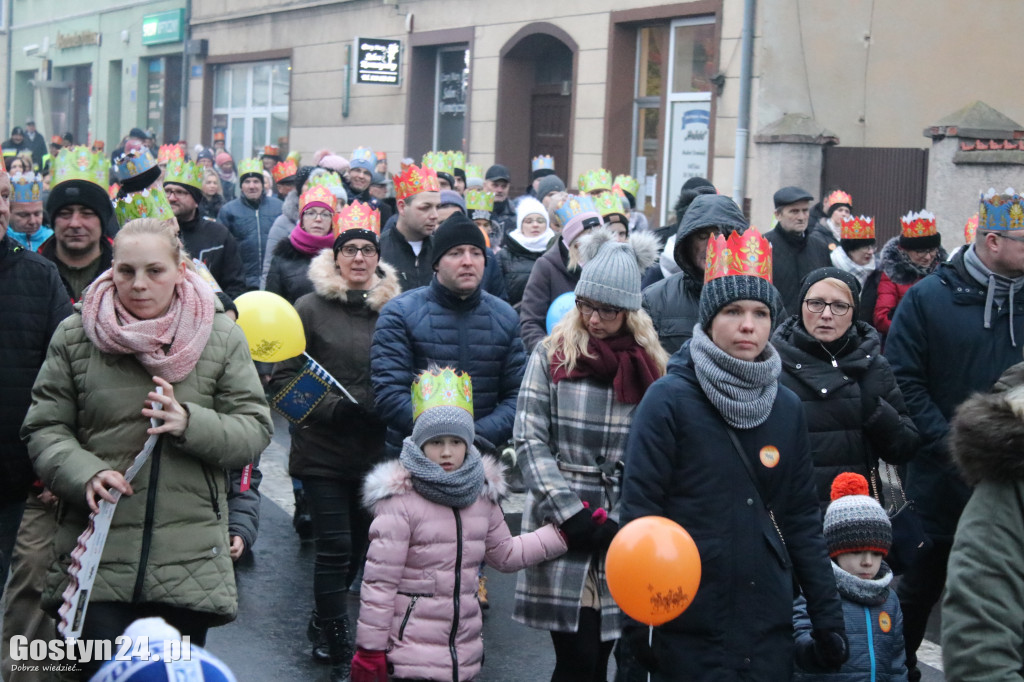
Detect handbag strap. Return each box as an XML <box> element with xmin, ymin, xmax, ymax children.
<box><xmin>723</xmin><ymin>426</ymin><xmax>786</xmax><ymax>546</ymax></box>
<box><xmin>882</xmin><ymin>462</ymin><xmax>908</xmax><ymax>511</ymax></box>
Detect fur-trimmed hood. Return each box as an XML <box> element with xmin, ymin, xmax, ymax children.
<box><xmin>306</xmin><ymin>248</ymin><xmax>401</xmax><ymax>311</ymax></box>
<box><xmin>281</xmin><ymin>189</ymin><xmax>300</xmax><ymax>224</ymax></box>
<box><xmin>878</xmin><ymin>236</ymin><xmax>946</xmax><ymax>285</ymax></box>
<box><xmin>952</xmin><ymin>379</ymin><xmax>1024</xmax><ymax>485</ymax></box>
<box><xmin>361</xmin><ymin>455</ymin><xmax>508</xmax><ymax>513</ymax></box>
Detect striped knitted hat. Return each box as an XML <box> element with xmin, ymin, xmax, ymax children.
<box><xmin>824</xmin><ymin>472</ymin><xmax>891</xmax><ymax>558</ymax></box>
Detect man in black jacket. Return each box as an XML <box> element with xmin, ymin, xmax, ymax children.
<box><xmin>378</xmin><ymin>163</ymin><xmax>441</xmax><ymax>291</ymax></box>
<box><xmin>765</xmin><ymin>186</ymin><xmax>832</xmax><ymax>316</ymax></box>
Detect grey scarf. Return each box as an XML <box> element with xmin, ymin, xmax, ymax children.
<box><xmin>690</xmin><ymin>325</ymin><xmax>781</xmax><ymax>429</ymax></box>
<box><xmin>399</xmin><ymin>437</ymin><xmax>486</xmax><ymax>509</ymax></box>
<box><xmin>832</xmin><ymin>560</ymin><xmax>893</xmax><ymax>606</ymax></box>
<box><xmin>963</xmin><ymin>243</ymin><xmax>1024</xmax><ymax>347</ymax></box>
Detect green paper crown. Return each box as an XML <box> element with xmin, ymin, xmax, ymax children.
<box><xmin>465</xmin><ymin>189</ymin><xmax>494</xmax><ymax>213</ymax></box>
<box><xmin>595</xmin><ymin>190</ymin><xmax>626</xmax><ymax>218</ymax></box>
<box><xmin>464</xmin><ymin>164</ymin><xmax>484</xmax><ymax>183</ymax></box>
<box><xmin>578</xmin><ymin>168</ymin><xmax>612</xmax><ymax>194</ymax></box>
<box><xmin>422</xmin><ymin>151</ymin><xmax>455</xmax><ymax>176</ymax></box>
<box><xmin>164</xmin><ymin>159</ymin><xmax>204</xmax><ymax>190</ymax></box>
<box><xmin>411</xmin><ymin>367</ymin><xmax>474</xmax><ymax>421</ymax></box>
<box><xmin>114</xmin><ymin>187</ymin><xmax>175</xmax><ymax>227</ymax></box>
<box><xmin>306</xmin><ymin>171</ymin><xmax>343</xmax><ymax>192</ymax></box>
<box><xmin>53</xmin><ymin>146</ymin><xmax>110</xmax><ymax>190</ymax></box>
<box><xmin>613</xmin><ymin>174</ymin><xmax>639</xmax><ymax>197</ymax></box>
<box><xmin>447</xmin><ymin>150</ymin><xmax>466</xmax><ymax>172</ymax></box>
<box><xmin>238</xmin><ymin>157</ymin><xmax>264</xmax><ymax>178</ymax></box>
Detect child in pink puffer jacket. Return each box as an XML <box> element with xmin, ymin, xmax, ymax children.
<box><xmin>351</xmin><ymin>368</ymin><xmax>567</xmax><ymax>682</ymax></box>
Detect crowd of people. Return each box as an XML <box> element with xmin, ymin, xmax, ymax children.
<box><xmin>1</xmin><ymin>116</ymin><xmax>1024</xmax><ymax>682</ymax></box>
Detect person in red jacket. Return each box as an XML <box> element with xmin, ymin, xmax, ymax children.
<box><xmin>874</xmin><ymin>210</ymin><xmax>946</xmax><ymax>336</ymax></box>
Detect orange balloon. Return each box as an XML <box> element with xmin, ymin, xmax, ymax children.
<box><xmin>605</xmin><ymin>516</ymin><xmax>701</xmax><ymax>626</ymax></box>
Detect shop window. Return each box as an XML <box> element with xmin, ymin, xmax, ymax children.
<box><xmin>212</xmin><ymin>59</ymin><xmax>290</xmax><ymax>160</ymax></box>
<box><xmin>434</xmin><ymin>47</ymin><xmax>469</xmax><ymax>150</ymax></box>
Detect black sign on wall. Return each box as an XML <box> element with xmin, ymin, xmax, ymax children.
<box><xmin>354</xmin><ymin>37</ymin><xmax>402</xmax><ymax>86</ymax></box>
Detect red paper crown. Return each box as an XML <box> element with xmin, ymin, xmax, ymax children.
<box><xmin>272</xmin><ymin>159</ymin><xmax>297</xmax><ymax>183</ymax></box>
<box><xmin>964</xmin><ymin>213</ymin><xmax>979</xmax><ymax>244</ymax></box>
<box><xmin>393</xmin><ymin>164</ymin><xmax>440</xmax><ymax>201</ymax></box>
<box><xmin>704</xmin><ymin>227</ymin><xmax>773</xmax><ymax>284</ymax></box>
<box><xmin>333</xmin><ymin>200</ymin><xmax>381</xmax><ymax>238</ymax></box>
<box><xmin>824</xmin><ymin>190</ymin><xmax>852</xmax><ymax>212</ymax></box>
<box><xmin>840</xmin><ymin>215</ymin><xmax>875</xmax><ymax>241</ymax></box>
<box><xmin>157</xmin><ymin>144</ymin><xmax>184</xmax><ymax>164</ymax></box>
<box><xmin>900</xmin><ymin>210</ymin><xmax>937</xmax><ymax>239</ymax></box>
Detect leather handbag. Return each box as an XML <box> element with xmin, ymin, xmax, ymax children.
<box><xmin>871</xmin><ymin>463</ymin><xmax>932</xmax><ymax>575</ymax></box>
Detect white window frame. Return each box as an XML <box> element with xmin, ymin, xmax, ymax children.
<box><xmin>213</xmin><ymin>59</ymin><xmax>290</xmax><ymax>161</ymax></box>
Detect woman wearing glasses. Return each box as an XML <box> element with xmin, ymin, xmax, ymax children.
<box><xmin>266</xmin><ymin>182</ymin><xmax>344</xmax><ymax>304</ymax></box>
<box><xmin>269</xmin><ymin>202</ymin><xmax>399</xmax><ymax>681</ymax></box>
<box><xmin>772</xmin><ymin>267</ymin><xmax>919</xmax><ymax>509</ymax></box>
<box><xmin>513</xmin><ymin>228</ymin><xmax>666</xmax><ymax>681</ymax></box>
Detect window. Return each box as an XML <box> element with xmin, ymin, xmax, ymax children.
<box><xmin>433</xmin><ymin>47</ymin><xmax>469</xmax><ymax>150</ymax></box>
<box><xmin>212</xmin><ymin>60</ymin><xmax>290</xmax><ymax>160</ymax></box>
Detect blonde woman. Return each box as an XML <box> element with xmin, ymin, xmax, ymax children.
<box><xmin>513</xmin><ymin>228</ymin><xmax>665</xmax><ymax>682</ymax></box>
<box><xmin>198</xmin><ymin>169</ymin><xmax>225</xmax><ymax>221</ymax></box>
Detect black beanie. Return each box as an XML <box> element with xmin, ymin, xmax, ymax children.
<box><xmin>698</xmin><ymin>275</ymin><xmax>783</xmax><ymax>331</ymax></box>
<box><xmin>431</xmin><ymin>212</ymin><xmax>488</xmax><ymax>268</ymax></box>
<box><xmin>46</xmin><ymin>180</ymin><xmax>114</xmax><ymax>226</ymax></box>
<box><xmin>797</xmin><ymin>267</ymin><xmax>862</xmax><ymax>312</ymax></box>
<box><xmin>164</xmin><ymin>181</ymin><xmax>203</xmax><ymax>206</ymax></box>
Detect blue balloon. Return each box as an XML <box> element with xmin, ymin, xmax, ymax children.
<box><xmin>546</xmin><ymin>292</ymin><xmax>577</xmax><ymax>334</ymax></box>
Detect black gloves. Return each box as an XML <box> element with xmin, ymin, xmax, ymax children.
<box><xmin>621</xmin><ymin>625</ymin><xmax>659</xmax><ymax>674</ymax></box>
<box><xmin>592</xmin><ymin>517</ymin><xmax>620</xmax><ymax>550</ymax></box>
<box><xmin>559</xmin><ymin>509</ymin><xmax>595</xmax><ymax>551</ymax></box>
<box><xmin>811</xmin><ymin>628</ymin><xmax>849</xmax><ymax>670</ymax></box>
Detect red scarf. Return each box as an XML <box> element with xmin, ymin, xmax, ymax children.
<box><xmin>550</xmin><ymin>334</ymin><xmax>660</xmax><ymax>404</ymax></box>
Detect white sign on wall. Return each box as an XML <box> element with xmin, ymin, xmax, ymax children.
<box><xmin>666</xmin><ymin>101</ymin><xmax>711</xmax><ymax>208</ymax></box>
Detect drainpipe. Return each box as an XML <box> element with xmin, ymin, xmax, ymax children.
<box><xmin>180</xmin><ymin>0</ymin><xmax>191</xmax><ymax>144</ymax></box>
<box><xmin>5</xmin><ymin>0</ymin><xmax>13</xmax><ymax>134</ymax></box>
<box><xmin>731</xmin><ymin>0</ymin><xmax>756</xmax><ymax>208</ymax></box>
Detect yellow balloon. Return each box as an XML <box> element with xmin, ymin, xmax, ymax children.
<box><xmin>234</xmin><ymin>291</ymin><xmax>306</xmax><ymax>362</ymax></box>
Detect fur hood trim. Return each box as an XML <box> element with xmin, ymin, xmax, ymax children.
<box><xmin>281</xmin><ymin>190</ymin><xmax>300</xmax><ymax>223</ymax></box>
<box><xmin>952</xmin><ymin>384</ymin><xmax>1024</xmax><ymax>484</ymax></box>
<box><xmin>878</xmin><ymin>236</ymin><xmax>947</xmax><ymax>285</ymax></box>
<box><xmin>575</xmin><ymin>227</ymin><xmax>660</xmax><ymax>272</ymax></box>
<box><xmin>361</xmin><ymin>455</ymin><xmax>508</xmax><ymax>512</ymax></box>
<box><xmin>307</xmin><ymin>249</ymin><xmax>401</xmax><ymax>311</ymax></box>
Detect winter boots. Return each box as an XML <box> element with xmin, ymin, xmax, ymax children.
<box><xmin>323</xmin><ymin>614</ymin><xmax>355</xmax><ymax>682</ymax></box>
<box><xmin>307</xmin><ymin>609</ymin><xmax>330</xmax><ymax>662</ymax></box>
<box><xmin>293</xmin><ymin>486</ymin><xmax>313</xmax><ymax>540</ymax></box>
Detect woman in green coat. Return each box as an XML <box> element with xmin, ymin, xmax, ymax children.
<box><xmin>22</xmin><ymin>218</ymin><xmax>272</xmax><ymax>678</ymax></box>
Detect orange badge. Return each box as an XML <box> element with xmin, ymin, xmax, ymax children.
<box><xmin>879</xmin><ymin>611</ymin><xmax>892</xmax><ymax>633</ymax></box>
<box><xmin>759</xmin><ymin>446</ymin><xmax>780</xmax><ymax>468</ymax></box>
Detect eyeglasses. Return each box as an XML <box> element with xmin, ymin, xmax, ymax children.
<box><xmin>993</xmin><ymin>232</ymin><xmax>1024</xmax><ymax>245</ymax></box>
<box><xmin>576</xmin><ymin>300</ymin><xmax>623</xmax><ymax>321</ymax></box>
<box><xmin>163</xmin><ymin>186</ymin><xmax>191</xmax><ymax>198</ymax></box>
<box><xmin>305</xmin><ymin>210</ymin><xmax>333</xmax><ymax>221</ymax></box>
<box><xmin>339</xmin><ymin>245</ymin><xmax>379</xmax><ymax>258</ymax></box>
<box><xmin>804</xmin><ymin>299</ymin><xmax>853</xmax><ymax>316</ymax></box>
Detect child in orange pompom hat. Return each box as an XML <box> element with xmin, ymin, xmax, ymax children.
<box><xmin>792</xmin><ymin>472</ymin><xmax>908</xmax><ymax>680</ymax></box>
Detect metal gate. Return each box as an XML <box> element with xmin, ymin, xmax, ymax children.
<box><xmin>821</xmin><ymin>147</ymin><xmax>929</xmax><ymax>244</ymax></box>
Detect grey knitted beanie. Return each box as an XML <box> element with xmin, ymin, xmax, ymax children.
<box><xmin>698</xmin><ymin>275</ymin><xmax>783</xmax><ymax>330</ymax></box>
<box><xmin>823</xmin><ymin>473</ymin><xmax>892</xmax><ymax>558</ymax></box>
<box><xmin>573</xmin><ymin>228</ymin><xmax>660</xmax><ymax>310</ymax></box>
<box><xmin>412</xmin><ymin>405</ymin><xmax>475</xmax><ymax>449</ymax></box>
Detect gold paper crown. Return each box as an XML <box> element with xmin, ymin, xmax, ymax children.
<box><xmin>11</xmin><ymin>172</ymin><xmax>43</xmax><ymax>203</ymax></box>
<box><xmin>157</xmin><ymin>144</ymin><xmax>184</xmax><ymax>165</ymax></box>
<box><xmin>300</xmin><ymin>185</ymin><xmax>337</xmax><ymax>214</ymax></box>
<box><xmin>333</xmin><ymin>200</ymin><xmax>381</xmax><ymax>238</ymax></box>
<box><xmin>964</xmin><ymin>213</ymin><xmax>979</xmax><ymax>244</ymax></box>
<box><xmin>578</xmin><ymin>168</ymin><xmax>613</xmax><ymax>193</ymax></box>
<box><xmin>394</xmin><ymin>164</ymin><xmax>441</xmax><ymax>201</ymax></box>
<box><xmin>900</xmin><ymin>210</ymin><xmax>938</xmax><ymax>239</ymax></box>
<box><xmin>464</xmin><ymin>164</ymin><xmax>484</xmax><ymax>183</ymax></box>
<box><xmin>465</xmin><ymin>189</ymin><xmax>494</xmax><ymax>214</ymax></box>
<box><xmin>411</xmin><ymin>367</ymin><xmax>474</xmax><ymax>421</ymax></box>
<box><xmin>53</xmin><ymin>147</ymin><xmax>111</xmax><ymax>190</ymax></box>
<box><xmin>532</xmin><ymin>155</ymin><xmax>555</xmax><ymax>172</ymax></box>
<box><xmin>613</xmin><ymin>174</ymin><xmax>640</xmax><ymax>198</ymax></box>
<box><xmin>824</xmin><ymin>190</ymin><xmax>853</xmax><ymax>212</ymax></box>
<box><xmin>705</xmin><ymin>227</ymin><xmax>773</xmax><ymax>284</ymax></box>
<box><xmin>422</xmin><ymin>151</ymin><xmax>455</xmax><ymax>177</ymax></box>
<box><xmin>163</xmin><ymin>159</ymin><xmax>203</xmax><ymax>190</ymax></box>
<box><xmin>238</xmin><ymin>157</ymin><xmax>264</xmax><ymax>178</ymax></box>
<box><xmin>272</xmin><ymin>159</ymin><xmax>298</xmax><ymax>183</ymax></box>
<box><xmin>594</xmin><ymin>190</ymin><xmax>626</xmax><ymax>218</ymax></box>
<box><xmin>840</xmin><ymin>215</ymin><xmax>875</xmax><ymax>241</ymax></box>
<box><xmin>447</xmin><ymin>150</ymin><xmax>466</xmax><ymax>172</ymax></box>
<box><xmin>979</xmin><ymin>188</ymin><xmax>1024</xmax><ymax>231</ymax></box>
<box><xmin>114</xmin><ymin>187</ymin><xmax>175</xmax><ymax>227</ymax></box>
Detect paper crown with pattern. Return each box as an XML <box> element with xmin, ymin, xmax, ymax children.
<box><xmin>350</xmin><ymin>146</ymin><xmax>375</xmax><ymax>171</ymax></box>
<box><xmin>465</xmin><ymin>164</ymin><xmax>483</xmax><ymax>182</ymax></box>
<box><xmin>554</xmin><ymin>194</ymin><xmax>598</xmax><ymax>226</ymax></box>
<box><xmin>532</xmin><ymin>155</ymin><xmax>555</xmax><ymax>172</ymax></box>
<box><xmin>272</xmin><ymin>159</ymin><xmax>298</xmax><ymax>183</ymax></box>
<box><xmin>594</xmin><ymin>190</ymin><xmax>627</xmax><ymax>218</ymax></box>
<box><xmin>613</xmin><ymin>174</ymin><xmax>640</xmax><ymax>198</ymax></box>
<box><xmin>286</xmin><ymin>150</ymin><xmax>302</xmax><ymax>165</ymax></box>
<box><xmin>11</xmin><ymin>172</ymin><xmax>43</xmax><ymax>203</ymax></box>
<box><xmin>824</xmin><ymin>190</ymin><xmax>853</xmax><ymax>213</ymax></box>
<box><xmin>333</xmin><ymin>200</ymin><xmax>381</xmax><ymax>238</ymax></box>
<box><xmin>157</xmin><ymin>144</ymin><xmax>184</xmax><ymax>165</ymax></box>
<box><xmin>394</xmin><ymin>164</ymin><xmax>441</xmax><ymax>201</ymax></box>
<box><xmin>55</xmin><ymin>147</ymin><xmax>111</xmax><ymax>190</ymax></box>
<box><xmin>964</xmin><ymin>213</ymin><xmax>979</xmax><ymax>244</ymax></box>
<box><xmin>447</xmin><ymin>150</ymin><xmax>466</xmax><ymax>172</ymax></box>
<box><xmin>422</xmin><ymin>151</ymin><xmax>455</xmax><ymax>177</ymax></box>
<box><xmin>114</xmin><ymin>187</ymin><xmax>175</xmax><ymax>227</ymax></box>
<box><xmin>465</xmin><ymin>189</ymin><xmax>494</xmax><ymax>216</ymax></box>
<box><xmin>840</xmin><ymin>215</ymin><xmax>875</xmax><ymax>241</ymax></box>
<box><xmin>411</xmin><ymin>366</ymin><xmax>474</xmax><ymax>421</ymax></box>
<box><xmin>900</xmin><ymin>210</ymin><xmax>938</xmax><ymax>239</ymax></box>
<box><xmin>306</xmin><ymin>171</ymin><xmax>343</xmax><ymax>192</ymax></box>
<box><xmin>262</xmin><ymin>145</ymin><xmax>280</xmax><ymax>157</ymax></box>
<box><xmin>107</xmin><ymin>183</ymin><xmax>121</xmax><ymax>200</ymax></box>
<box><xmin>979</xmin><ymin>188</ymin><xmax>1024</xmax><ymax>231</ymax></box>
<box><xmin>163</xmin><ymin>159</ymin><xmax>203</xmax><ymax>190</ymax></box>
<box><xmin>114</xmin><ymin>148</ymin><xmax>156</xmax><ymax>183</ymax></box>
<box><xmin>299</xmin><ymin>185</ymin><xmax>337</xmax><ymax>214</ymax></box>
<box><xmin>578</xmin><ymin>168</ymin><xmax>613</xmax><ymax>194</ymax></box>
<box><xmin>238</xmin><ymin>157</ymin><xmax>264</xmax><ymax>179</ymax></box>
<box><xmin>704</xmin><ymin>226</ymin><xmax>773</xmax><ymax>284</ymax></box>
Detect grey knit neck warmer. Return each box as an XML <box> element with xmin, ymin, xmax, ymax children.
<box><xmin>963</xmin><ymin>243</ymin><xmax>1024</xmax><ymax>347</ymax></box>
<box><xmin>689</xmin><ymin>324</ymin><xmax>780</xmax><ymax>429</ymax></box>
<box><xmin>399</xmin><ymin>437</ymin><xmax>486</xmax><ymax>509</ymax></box>
<box><xmin>832</xmin><ymin>560</ymin><xmax>893</xmax><ymax>606</ymax></box>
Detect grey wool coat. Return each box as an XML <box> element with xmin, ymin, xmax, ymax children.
<box><xmin>512</xmin><ymin>344</ymin><xmax>639</xmax><ymax>641</ymax></box>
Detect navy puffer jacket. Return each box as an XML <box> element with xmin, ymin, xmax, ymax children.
<box><xmin>371</xmin><ymin>278</ymin><xmax>526</xmax><ymax>457</ymax></box>
<box><xmin>218</xmin><ymin>193</ymin><xmax>284</xmax><ymax>289</ymax></box>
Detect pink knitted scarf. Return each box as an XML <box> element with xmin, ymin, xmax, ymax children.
<box><xmin>289</xmin><ymin>223</ymin><xmax>337</xmax><ymax>256</ymax></box>
<box><xmin>82</xmin><ymin>267</ymin><xmax>217</xmax><ymax>383</ymax></box>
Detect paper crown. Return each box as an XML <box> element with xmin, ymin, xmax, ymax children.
<box><xmin>964</xmin><ymin>213</ymin><xmax>979</xmax><ymax>244</ymax></box>
<box><xmin>594</xmin><ymin>190</ymin><xmax>626</xmax><ymax>218</ymax></box>
<box><xmin>613</xmin><ymin>174</ymin><xmax>640</xmax><ymax>198</ymax></box>
<box><xmin>900</xmin><ymin>210</ymin><xmax>938</xmax><ymax>239</ymax></box>
<box><xmin>114</xmin><ymin>187</ymin><xmax>175</xmax><ymax>227</ymax></box>
<box><xmin>704</xmin><ymin>227</ymin><xmax>773</xmax><ymax>284</ymax></box>
<box><xmin>979</xmin><ymin>188</ymin><xmax>1024</xmax><ymax>231</ymax></box>
<box><xmin>554</xmin><ymin>194</ymin><xmax>599</xmax><ymax>226</ymax></box>
<box><xmin>465</xmin><ymin>189</ymin><xmax>494</xmax><ymax>214</ymax></box>
<box><xmin>394</xmin><ymin>164</ymin><xmax>441</xmax><ymax>201</ymax></box>
<box><xmin>108</xmin><ymin>183</ymin><xmax>121</xmax><ymax>200</ymax></box>
<box><xmin>375</xmin><ymin>151</ymin><xmax>387</xmax><ymax>161</ymax></box>
<box><xmin>213</xmin><ymin>131</ymin><xmax>225</xmax><ymax>141</ymax></box>
<box><xmin>114</xmin><ymin>148</ymin><xmax>156</xmax><ymax>182</ymax></box>
<box><xmin>238</xmin><ymin>157</ymin><xmax>264</xmax><ymax>178</ymax></box>
<box><xmin>333</xmin><ymin>200</ymin><xmax>381</xmax><ymax>237</ymax></box>
<box><xmin>11</xmin><ymin>172</ymin><xmax>43</xmax><ymax>203</ymax></box>
<box><xmin>262</xmin><ymin>145</ymin><xmax>280</xmax><ymax>157</ymax></box>
<box><xmin>824</xmin><ymin>190</ymin><xmax>853</xmax><ymax>212</ymax></box>
<box><xmin>157</xmin><ymin>144</ymin><xmax>184</xmax><ymax>165</ymax></box>
<box><xmin>578</xmin><ymin>168</ymin><xmax>613</xmax><ymax>193</ymax></box>
<box><xmin>532</xmin><ymin>155</ymin><xmax>555</xmax><ymax>172</ymax></box>
<box><xmin>300</xmin><ymin>185</ymin><xmax>337</xmax><ymax>214</ymax></box>
<box><xmin>50</xmin><ymin>135</ymin><xmax>63</xmax><ymax>146</ymax></box>
<box><xmin>306</xmin><ymin>171</ymin><xmax>343</xmax><ymax>192</ymax></box>
<box><xmin>840</xmin><ymin>215</ymin><xmax>876</xmax><ymax>241</ymax></box>
<box><xmin>411</xmin><ymin>367</ymin><xmax>474</xmax><ymax>421</ymax></box>
<box><xmin>163</xmin><ymin>159</ymin><xmax>203</xmax><ymax>190</ymax></box>
<box><xmin>54</xmin><ymin>147</ymin><xmax>111</xmax><ymax>190</ymax></box>
<box><xmin>464</xmin><ymin>164</ymin><xmax>484</xmax><ymax>183</ymax></box>
<box><xmin>351</xmin><ymin>146</ymin><xmax>375</xmax><ymax>170</ymax></box>
<box><xmin>272</xmin><ymin>159</ymin><xmax>298</xmax><ymax>183</ymax></box>
<box><xmin>286</xmin><ymin>150</ymin><xmax>303</xmax><ymax>165</ymax></box>
<box><xmin>422</xmin><ymin>151</ymin><xmax>455</xmax><ymax>177</ymax></box>
<box><xmin>447</xmin><ymin>150</ymin><xmax>465</xmax><ymax>172</ymax></box>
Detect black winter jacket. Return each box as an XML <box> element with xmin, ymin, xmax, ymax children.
<box><xmin>764</xmin><ymin>226</ymin><xmax>833</xmax><ymax>317</ymax></box>
<box><xmin>265</xmin><ymin>237</ymin><xmax>315</xmax><ymax>304</ymax></box>
<box><xmin>38</xmin><ymin>235</ymin><xmax>114</xmax><ymax>302</ymax></box>
<box><xmin>518</xmin><ymin>241</ymin><xmax>580</xmax><ymax>352</ymax></box>
<box><xmin>620</xmin><ymin>347</ymin><xmax>844</xmax><ymax>680</ymax></box>
<box><xmin>0</xmin><ymin>236</ymin><xmax>74</xmax><ymax>503</ymax></box>
<box><xmin>772</xmin><ymin>317</ymin><xmax>919</xmax><ymax>508</ymax></box>
<box><xmin>178</xmin><ymin>212</ymin><xmax>247</xmax><ymax>299</ymax></box>
<box><xmin>497</xmin><ymin>236</ymin><xmax>545</xmax><ymax>309</ymax></box>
